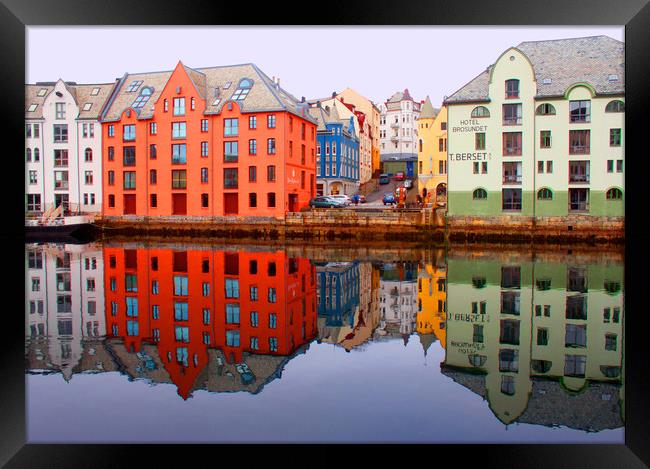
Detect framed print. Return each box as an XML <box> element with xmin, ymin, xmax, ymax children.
<box><xmin>4</xmin><ymin>0</ymin><xmax>650</xmax><ymax>466</ymax></box>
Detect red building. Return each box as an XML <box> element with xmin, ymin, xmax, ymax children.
<box><xmin>100</xmin><ymin>62</ymin><xmax>317</xmax><ymax>218</ymax></box>
<box><xmin>103</xmin><ymin>246</ymin><xmax>318</xmax><ymax>399</ymax></box>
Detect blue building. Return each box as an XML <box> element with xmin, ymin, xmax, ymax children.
<box><xmin>316</xmin><ymin>262</ymin><xmax>360</xmax><ymax>330</ymax></box>
<box><xmin>309</xmin><ymin>103</ymin><xmax>360</xmax><ymax>196</ymax></box>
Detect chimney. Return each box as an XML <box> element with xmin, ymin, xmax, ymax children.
<box><xmin>331</xmin><ymin>91</ymin><xmax>336</xmax><ymax>98</ymax></box>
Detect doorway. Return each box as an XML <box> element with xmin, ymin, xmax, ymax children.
<box><xmin>172</xmin><ymin>193</ymin><xmax>187</xmax><ymax>215</ymax></box>
<box><xmin>224</xmin><ymin>193</ymin><xmax>238</xmax><ymax>215</ymax></box>
<box><xmin>288</xmin><ymin>194</ymin><xmax>299</xmax><ymax>212</ymax></box>
<box><xmin>123</xmin><ymin>194</ymin><xmax>136</xmax><ymax>215</ymax></box>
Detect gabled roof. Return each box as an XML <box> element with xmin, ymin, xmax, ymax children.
<box><xmin>418</xmin><ymin>95</ymin><xmax>439</xmax><ymax>119</ymax></box>
<box><xmin>445</xmin><ymin>35</ymin><xmax>624</xmax><ymax>104</ymax></box>
<box><xmin>25</xmin><ymin>81</ymin><xmax>116</xmax><ymax>119</ymax></box>
<box><xmin>101</xmin><ymin>62</ymin><xmax>316</xmax><ymax>124</ymax></box>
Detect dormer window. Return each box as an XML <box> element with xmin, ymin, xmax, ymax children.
<box><xmin>91</xmin><ymin>87</ymin><xmax>100</xmax><ymax>96</ymax></box>
<box><xmin>37</xmin><ymin>89</ymin><xmax>47</xmax><ymax>97</ymax></box>
<box><xmin>126</xmin><ymin>80</ymin><xmax>143</xmax><ymax>93</ymax></box>
<box><xmin>232</xmin><ymin>78</ymin><xmax>253</xmax><ymax>101</ymax></box>
<box><xmin>212</xmin><ymin>98</ymin><xmax>221</xmax><ymax>107</ymax></box>
<box><xmin>505</xmin><ymin>79</ymin><xmax>519</xmax><ymax>99</ymax></box>
<box><xmin>542</xmin><ymin>78</ymin><xmax>552</xmax><ymax>85</ymax></box>
<box><xmin>27</xmin><ymin>103</ymin><xmax>38</xmax><ymax>112</ymax></box>
<box><xmin>608</xmin><ymin>74</ymin><xmax>619</xmax><ymax>82</ymax></box>
<box><xmin>132</xmin><ymin>87</ymin><xmax>153</xmax><ymax>109</ymax></box>
<box><xmin>83</xmin><ymin>103</ymin><xmax>92</xmax><ymax>111</ymax></box>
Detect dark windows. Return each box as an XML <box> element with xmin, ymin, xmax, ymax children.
<box><xmin>172</xmin><ymin>144</ymin><xmax>187</xmax><ymax>164</ymax></box>
<box><xmin>249</xmin><ymin>192</ymin><xmax>257</xmax><ymax>207</ymax></box>
<box><xmin>610</xmin><ymin>128</ymin><xmax>621</xmax><ymax>146</ymax></box>
<box><xmin>123</xmin><ymin>146</ymin><xmax>136</xmax><ymax>166</ymax></box>
<box><xmin>569</xmin><ymin>130</ymin><xmax>590</xmax><ymax>154</ymax></box>
<box><xmin>537</xmin><ymin>328</ymin><xmax>549</xmax><ymax>346</ymax></box>
<box><xmin>150</xmin><ymin>144</ymin><xmax>157</xmax><ymax>159</ymax></box>
<box><xmin>501</xmin><ymin>291</ymin><xmax>520</xmax><ymax>315</ymax></box>
<box><xmin>499</xmin><ymin>348</ymin><xmax>518</xmax><ymax>372</ymax></box>
<box><xmin>149</xmin><ymin>169</ymin><xmax>157</xmax><ymax>184</ymax></box>
<box><xmin>475</xmin><ymin>132</ymin><xmax>485</xmax><ymax>150</ymax></box>
<box><xmin>249</xmin><ymin>139</ymin><xmax>257</xmax><ymax>155</ymax></box>
<box><xmin>564</xmin><ymin>354</ymin><xmax>586</xmax><ymax>378</ymax></box>
<box><xmin>566</xmin><ymin>324</ymin><xmax>587</xmax><ymax>347</ymax></box>
<box><xmin>567</xmin><ymin>267</ymin><xmax>587</xmax><ymax>293</ymax></box>
<box><xmin>503</xmin><ymin>132</ymin><xmax>522</xmax><ymax>156</ymax></box>
<box><xmin>502</xmin><ymin>188</ymin><xmax>522</xmax><ymax>211</ymax></box>
<box><xmin>224</xmin><ymin>118</ymin><xmax>238</xmax><ymax>137</ymax></box>
<box><xmin>201</xmin><ymin>193</ymin><xmax>209</xmax><ymax>208</ymax></box>
<box><xmin>224</xmin><ymin>141</ymin><xmax>238</xmax><ymax>162</ymax></box>
<box><xmin>53</xmin><ymin>124</ymin><xmax>68</xmax><ymax>143</ymax></box>
<box><xmin>248</xmin><ymin>166</ymin><xmax>257</xmax><ymax>182</ymax></box>
<box><xmin>535</xmin><ymin>103</ymin><xmax>556</xmax><ymax>115</ymax></box>
<box><xmin>606</xmin><ymin>188</ymin><xmax>623</xmax><ymax>200</ymax></box>
<box><xmin>569</xmin><ymin>100</ymin><xmax>590</xmax><ymax>123</ymax></box>
<box><xmin>605</xmin><ymin>100</ymin><xmax>625</xmax><ymax>113</ymax></box>
<box><xmin>502</xmin><ymin>103</ymin><xmax>522</xmax><ymax>125</ymax></box>
<box><xmin>150</xmin><ymin>194</ymin><xmax>157</xmax><ymax>207</ymax></box>
<box><xmin>224</xmin><ymin>168</ymin><xmax>238</xmax><ymax>189</ymax></box>
<box><xmin>473</xmin><ymin>188</ymin><xmax>487</xmax><ymax>200</ymax></box>
<box><xmin>505</xmin><ymin>79</ymin><xmax>519</xmax><ymax>98</ymax></box>
<box><xmin>470</xmin><ymin>106</ymin><xmax>490</xmax><ymax>118</ymax></box>
<box><xmin>267</xmin><ymin>192</ymin><xmax>276</xmax><ymax>208</ymax></box>
<box><xmin>249</xmin><ymin>115</ymin><xmax>257</xmax><ymax>129</ymax></box>
<box><xmin>569</xmin><ymin>161</ymin><xmax>590</xmax><ymax>183</ymax></box>
<box><xmin>123</xmin><ymin>171</ymin><xmax>136</xmax><ymax>189</ymax></box>
<box><xmin>540</xmin><ymin>130</ymin><xmax>551</xmax><ymax>148</ymax></box>
<box><xmin>201</xmin><ymin>167</ymin><xmax>208</xmax><ymax>183</ymax></box>
<box><xmin>566</xmin><ymin>295</ymin><xmax>587</xmax><ymax>319</ymax></box>
<box><xmin>54</xmin><ymin>149</ymin><xmax>68</xmax><ymax>167</ymax></box>
<box><xmin>502</xmin><ymin>162</ymin><xmax>522</xmax><ymax>184</ymax></box>
<box><xmin>501</xmin><ymin>266</ymin><xmax>521</xmax><ymax>289</ymax></box>
<box><xmin>267</xmin><ymin>138</ymin><xmax>276</xmax><ymax>155</ymax></box>
<box><xmin>108</xmin><ymin>146</ymin><xmax>114</xmax><ymax>161</ymax></box>
<box><xmin>537</xmin><ymin>188</ymin><xmax>553</xmax><ymax>200</ymax></box>
<box><xmin>267</xmin><ymin>165</ymin><xmax>276</xmax><ymax>182</ymax></box>
<box><xmin>267</xmin><ymin>114</ymin><xmax>276</xmax><ymax>128</ymax></box>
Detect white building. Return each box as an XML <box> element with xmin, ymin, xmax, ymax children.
<box><xmin>25</xmin><ymin>79</ymin><xmax>115</xmax><ymax>217</ymax></box>
<box><xmin>379</xmin><ymin>89</ymin><xmax>422</xmax><ymax>175</ymax></box>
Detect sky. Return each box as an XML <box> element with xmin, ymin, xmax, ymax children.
<box><xmin>26</xmin><ymin>26</ymin><xmax>624</xmax><ymax>107</ymax></box>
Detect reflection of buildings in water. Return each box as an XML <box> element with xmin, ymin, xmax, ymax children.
<box><xmin>316</xmin><ymin>262</ymin><xmax>360</xmax><ymax>346</ymax></box>
<box><xmin>25</xmin><ymin>243</ymin><xmax>106</xmax><ymax>380</ymax></box>
<box><xmin>417</xmin><ymin>255</ymin><xmax>447</xmax><ymax>355</ymax></box>
<box><xmin>443</xmin><ymin>256</ymin><xmax>624</xmax><ymax>430</ymax></box>
<box><xmin>376</xmin><ymin>262</ymin><xmax>418</xmax><ymax>343</ymax></box>
<box><xmin>25</xmin><ymin>244</ymin><xmax>318</xmax><ymax>399</ymax></box>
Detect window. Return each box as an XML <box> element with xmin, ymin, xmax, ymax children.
<box><xmin>126</xmin><ymin>297</ymin><xmax>138</xmax><ymax>317</ymax></box>
<box><xmin>164</xmin><ymin>99</ymin><xmax>168</xmax><ymax>112</ymax></box>
<box><xmin>569</xmin><ymin>130</ymin><xmax>590</xmax><ymax>154</ymax></box>
<box><xmin>123</xmin><ymin>146</ymin><xmax>136</xmax><ymax>166</ymax></box>
<box><xmin>123</xmin><ymin>124</ymin><xmax>135</xmax><ymax>141</ymax></box>
<box><xmin>170</xmin><ymin>143</ymin><xmax>186</xmax><ymax>164</ymax></box>
<box><xmin>537</xmin><ymin>328</ymin><xmax>549</xmax><ymax>346</ymax></box>
<box><xmin>226</xmin><ymin>303</ymin><xmax>240</xmax><ymax>324</ymax></box>
<box><xmin>537</xmin><ymin>188</ymin><xmax>553</xmax><ymax>200</ymax></box>
<box><xmin>540</xmin><ymin>130</ymin><xmax>551</xmax><ymax>148</ymax></box>
<box><xmin>502</xmin><ymin>188</ymin><xmax>522</xmax><ymax>211</ymax></box>
<box><xmin>108</xmin><ymin>195</ymin><xmax>115</xmax><ymax>207</ymax></box>
<box><xmin>569</xmin><ymin>161</ymin><xmax>590</xmax><ymax>183</ymax></box>
<box><xmin>151</xmin><ymin>280</ymin><xmax>159</xmax><ymax>295</ymax></box>
<box><xmin>108</xmin><ymin>146</ymin><xmax>114</xmax><ymax>161</ymax></box>
<box><xmin>616</xmin><ymin>160</ymin><xmax>623</xmax><ymax>172</ymax></box>
<box><xmin>126</xmin><ymin>80</ymin><xmax>143</xmax><ymax>92</ymax></box>
<box><xmin>55</xmin><ymin>102</ymin><xmax>66</xmax><ymax>119</ymax></box>
<box><xmin>150</xmin><ymin>194</ymin><xmax>157</xmax><ymax>207</ymax></box>
<box><xmin>29</xmin><ymin>171</ymin><xmax>37</xmax><ymax>184</ymax></box>
<box><xmin>203</xmin><ymin>309</ymin><xmax>211</xmax><ymax>325</ymax></box>
<box><xmin>226</xmin><ymin>330</ymin><xmax>240</xmax><ymax>347</ymax></box>
<box><xmin>501</xmin><ymin>291</ymin><xmax>520</xmax><ymax>315</ymax></box>
<box><xmin>173</xmin><ymin>275</ymin><xmax>188</xmax><ymax>296</ymax></box>
<box><xmin>224</xmin><ymin>141</ymin><xmax>238</xmax><ymax>162</ymax></box>
<box><xmin>267</xmin><ymin>165</ymin><xmax>276</xmax><ymax>182</ymax></box>
<box><xmin>501</xmin><ymin>375</ymin><xmax>515</xmax><ymax>396</ymax></box>
<box><xmin>191</xmin><ymin>97</ymin><xmax>195</xmax><ymax>110</ymax></box>
<box><xmin>566</xmin><ymin>295</ymin><xmax>587</xmax><ymax>319</ymax></box>
<box><xmin>201</xmin><ymin>119</ymin><xmax>209</xmax><ymax>132</ymax></box>
<box><xmin>27</xmin><ymin>194</ymin><xmax>41</xmax><ymax>211</ymax></box>
<box><xmin>175</xmin><ymin>326</ymin><xmax>190</xmax><ymax>343</ymax></box>
<box><xmin>501</xmin><ymin>266</ymin><xmax>521</xmax><ymax>288</ymax></box>
<box><xmin>569</xmin><ymin>100</ymin><xmax>591</xmax><ymax>123</ymax></box>
<box><xmin>473</xmin><ymin>324</ymin><xmax>484</xmax><ymax>343</ymax></box>
<box><xmin>471</xmin><ymin>106</ymin><xmax>490</xmax><ymax>118</ymax></box>
<box><xmin>502</xmin><ymin>162</ymin><xmax>522</xmax><ymax>184</ymax></box>
<box><xmin>201</xmin><ymin>193</ymin><xmax>209</xmax><ymax>208</ymax></box>
<box><xmin>536</xmin><ymin>103</ymin><xmax>556</xmax><ymax>115</ymax></box>
<box><xmin>268</xmin><ymin>287</ymin><xmax>277</xmax><ymax>303</ymax></box>
<box><xmin>249</xmin><ymin>260</ymin><xmax>258</xmax><ymax>274</ymax></box>
<box><xmin>172</xmin><ymin>170</ymin><xmax>187</xmax><ymax>189</ymax></box>
<box><xmin>267</xmin><ymin>138</ymin><xmax>276</xmax><ymax>154</ymax></box>
<box><xmin>108</xmin><ymin>125</ymin><xmax>114</xmax><ymax>137</ymax></box>
<box><xmin>84</xmin><ymin>148</ymin><xmax>93</xmax><ymax>162</ymax></box>
<box><xmin>473</xmin><ymin>188</ymin><xmax>487</xmax><ymax>200</ymax></box>
<box><xmin>607</xmin><ymin>160</ymin><xmax>614</xmax><ymax>173</ymax></box>
<box><xmin>132</xmin><ymin>87</ymin><xmax>152</xmax><ymax>108</ymax></box>
<box><xmin>54</xmin><ymin>171</ymin><xmax>69</xmax><ymax>189</ymax></box>
<box><xmin>249</xmin><ymin>115</ymin><xmax>257</xmax><ymax>129</ymax></box>
<box><xmin>172</xmin><ymin>122</ymin><xmax>186</xmax><ymax>139</ymax></box>
<box><xmin>225</xmin><ymin>279</ymin><xmax>239</xmax><ymax>299</ymax></box>
<box><xmin>174</xmin><ymin>301</ymin><xmax>188</xmax><ymax>320</ymax></box>
<box><xmin>538</xmin><ymin>161</ymin><xmax>544</xmax><ymax>174</ymax></box>
<box><xmin>505</xmin><ymin>79</ymin><xmax>519</xmax><ymax>98</ymax></box>
<box><xmin>605</xmin><ymin>100</ymin><xmax>625</xmax><ymax>113</ymax></box>
<box><xmin>53</xmin><ymin>124</ymin><xmax>68</xmax><ymax>143</ymax></box>
<box><xmin>269</xmin><ymin>337</ymin><xmax>278</xmax><ymax>352</ymax></box>
<box><xmin>173</xmin><ymin>97</ymin><xmax>185</xmax><ymax>116</ymax></box>
<box><xmin>566</xmin><ymin>324</ymin><xmax>587</xmax><ymax>348</ymax></box>
<box><xmin>267</xmin><ymin>192</ymin><xmax>276</xmax><ymax>208</ymax></box>
<box><xmin>123</xmin><ymin>171</ymin><xmax>136</xmax><ymax>189</ymax></box>
<box><xmin>249</xmin><ymin>192</ymin><xmax>257</xmax><ymax>207</ymax></box>
<box><xmin>502</xmin><ymin>104</ymin><xmax>522</xmax><ymax>125</ymax></box>
<box><xmin>224</xmin><ymin>168</ymin><xmax>238</xmax><ymax>189</ymax></box>
<box><xmin>176</xmin><ymin>347</ymin><xmax>188</xmax><ymax>366</ymax></box>
<box><xmin>499</xmin><ymin>348</ymin><xmax>519</xmax><ymax>372</ymax></box>
<box><xmin>546</xmin><ymin>161</ymin><xmax>553</xmax><ymax>173</ymax></box>
<box><xmin>150</xmin><ymin>169</ymin><xmax>157</xmax><ymax>185</ymax></box>
<box><xmin>201</xmin><ymin>167</ymin><xmax>209</xmax><ymax>183</ymax></box>
<box><xmin>610</xmin><ymin>128</ymin><xmax>621</xmax><ymax>147</ymax></box>
<box><xmin>267</xmin><ymin>114</ymin><xmax>276</xmax><ymax>128</ymax></box>
<box><xmin>606</xmin><ymin>188</ymin><xmax>623</xmax><ymax>200</ymax></box>
<box><xmin>503</xmin><ymin>132</ymin><xmax>522</xmax><ymax>156</ymax></box>
<box><xmin>475</xmin><ymin>133</ymin><xmax>485</xmax><ymax>150</ymax></box>
<box><xmin>269</xmin><ymin>313</ymin><xmax>277</xmax><ymax>329</ymax></box>
<box><xmin>224</xmin><ymin>118</ymin><xmax>239</xmax><ymax>137</ymax></box>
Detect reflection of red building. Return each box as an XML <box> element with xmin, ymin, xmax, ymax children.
<box><xmin>103</xmin><ymin>246</ymin><xmax>317</xmax><ymax>399</ymax></box>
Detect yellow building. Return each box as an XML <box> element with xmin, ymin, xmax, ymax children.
<box><xmin>417</xmin><ymin>97</ymin><xmax>448</xmax><ymax>205</ymax></box>
<box><xmin>417</xmin><ymin>255</ymin><xmax>447</xmax><ymax>353</ymax></box>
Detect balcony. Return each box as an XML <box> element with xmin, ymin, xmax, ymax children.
<box><xmin>503</xmin><ymin>147</ymin><xmax>522</xmax><ymax>156</ymax></box>
<box><xmin>503</xmin><ymin>117</ymin><xmax>522</xmax><ymax>125</ymax></box>
<box><xmin>390</xmin><ymin>122</ymin><xmax>399</xmax><ymax>129</ymax></box>
<box><xmin>390</xmin><ymin>135</ymin><xmax>399</xmax><ymax>142</ymax></box>
<box><xmin>569</xmin><ymin>201</ymin><xmax>589</xmax><ymax>212</ymax></box>
<box><xmin>569</xmin><ymin>145</ymin><xmax>589</xmax><ymax>155</ymax></box>
<box><xmin>569</xmin><ymin>174</ymin><xmax>589</xmax><ymax>184</ymax></box>
<box><xmin>502</xmin><ymin>175</ymin><xmax>522</xmax><ymax>184</ymax></box>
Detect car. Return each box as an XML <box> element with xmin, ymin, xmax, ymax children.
<box><xmin>395</xmin><ymin>172</ymin><xmax>405</xmax><ymax>181</ymax></box>
<box><xmin>403</xmin><ymin>179</ymin><xmax>413</xmax><ymax>190</ymax></box>
<box><xmin>359</xmin><ymin>194</ymin><xmax>367</xmax><ymax>203</ymax></box>
<box><xmin>379</xmin><ymin>174</ymin><xmax>390</xmax><ymax>185</ymax></box>
<box><xmin>328</xmin><ymin>194</ymin><xmax>352</xmax><ymax>206</ymax></box>
<box><xmin>383</xmin><ymin>193</ymin><xmax>396</xmax><ymax>205</ymax></box>
<box><xmin>309</xmin><ymin>196</ymin><xmax>345</xmax><ymax>208</ymax></box>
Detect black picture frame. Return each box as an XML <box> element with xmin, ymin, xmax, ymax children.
<box><xmin>4</xmin><ymin>0</ymin><xmax>650</xmax><ymax>466</ymax></box>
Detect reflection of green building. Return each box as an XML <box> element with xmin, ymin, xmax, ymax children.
<box><xmin>443</xmin><ymin>253</ymin><xmax>624</xmax><ymax>430</ymax></box>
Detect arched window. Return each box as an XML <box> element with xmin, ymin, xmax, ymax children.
<box><xmin>532</xmin><ymin>360</ymin><xmax>552</xmax><ymax>373</ymax></box>
<box><xmin>473</xmin><ymin>188</ymin><xmax>487</xmax><ymax>199</ymax></box>
<box><xmin>232</xmin><ymin>78</ymin><xmax>253</xmax><ymax>100</ymax></box>
<box><xmin>605</xmin><ymin>100</ymin><xmax>625</xmax><ymax>113</ymax></box>
<box><xmin>536</xmin><ymin>103</ymin><xmax>556</xmax><ymax>115</ymax></box>
<box><xmin>132</xmin><ymin>87</ymin><xmax>153</xmax><ymax>108</ymax></box>
<box><xmin>468</xmin><ymin>354</ymin><xmax>487</xmax><ymax>367</ymax></box>
<box><xmin>26</xmin><ymin>148</ymin><xmax>32</xmax><ymax>162</ymax></box>
<box><xmin>606</xmin><ymin>188</ymin><xmax>623</xmax><ymax>200</ymax></box>
<box><xmin>471</xmin><ymin>106</ymin><xmax>490</xmax><ymax>118</ymax></box>
<box><xmin>84</xmin><ymin>148</ymin><xmax>93</xmax><ymax>162</ymax></box>
<box><xmin>505</xmin><ymin>79</ymin><xmax>519</xmax><ymax>98</ymax></box>
<box><xmin>472</xmin><ymin>276</ymin><xmax>487</xmax><ymax>289</ymax></box>
<box><xmin>600</xmin><ymin>366</ymin><xmax>621</xmax><ymax>378</ymax></box>
<box><xmin>537</xmin><ymin>188</ymin><xmax>553</xmax><ymax>200</ymax></box>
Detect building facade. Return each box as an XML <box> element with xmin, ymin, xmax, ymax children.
<box><xmin>443</xmin><ymin>36</ymin><xmax>624</xmax><ymax>227</ymax></box>
<box><xmin>100</xmin><ymin>62</ymin><xmax>317</xmax><ymax>219</ymax></box>
<box><xmin>379</xmin><ymin>89</ymin><xmax>421</xmax><ymax>178</ymax></box>
<box><xmin>25</xmin><ymin>79</ymin><xmax>114</xmax><ymax>216</ymax></box>
<box><xmin>309</xmin><ymin>103</ymin><xmax>360</xmax><ymax>196</ymax></box>
<box><xmin>417</xmin><ymin>97</ymin><xmax>448</xmax><ymax>204</ymax></box>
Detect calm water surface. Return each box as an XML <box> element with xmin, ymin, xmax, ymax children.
<box><xmin>25</xmin><ymin>242</ymin><xmax>624</xmax><ymax>443</ymax></box>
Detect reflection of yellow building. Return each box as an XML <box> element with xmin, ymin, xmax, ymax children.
<box><xmin>443</xmin><ymin>253</ymin><xmax>624</xmax><ymax>430</ymax></box>
<box><xmin>417</xmin><ymin>97</ymin><xmax>447</xmax><ymax>204</ymax></box>
<box><xmin>417</xmin><ymin>257</ymin><xmax>447</xmax><ymax>353</ymax></box>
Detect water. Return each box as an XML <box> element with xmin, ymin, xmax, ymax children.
<box><xmin>25</xmin><ymin>241</ymin><xmax>624</xmax><ymax>443</ymax></box>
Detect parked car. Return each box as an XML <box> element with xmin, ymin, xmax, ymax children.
<box><xmin>379</xmin><ymin>174</ymin><xmax>390</xmax><ymax>185</ymax></box>
<box><xmin>383</xmin><ymin>192</ymin><xmax>396</xmax><ymax>205</ymax></box>
<box><xmin>395</xmin><ymin>172</ymin><xmax>405</xmax><ymax>181</ymax></box>
<box><xmin>403</xmin><ymin>179</ymin><xmax>413</xmax><ymax>190</ymax></box>
<box><xmin>309</xmin><ymin>196</ymin><xmax>345</xmax><ymax>208</ymax></box>
<box><xmin>359</xmin><ymin>194</ymin><xmax>367</xmax><ymax>203</ymax></box>
<box><xmin>328</xmin><ymin>194</ymin><xmax>352</xmax><ymax>206</ymax></box>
